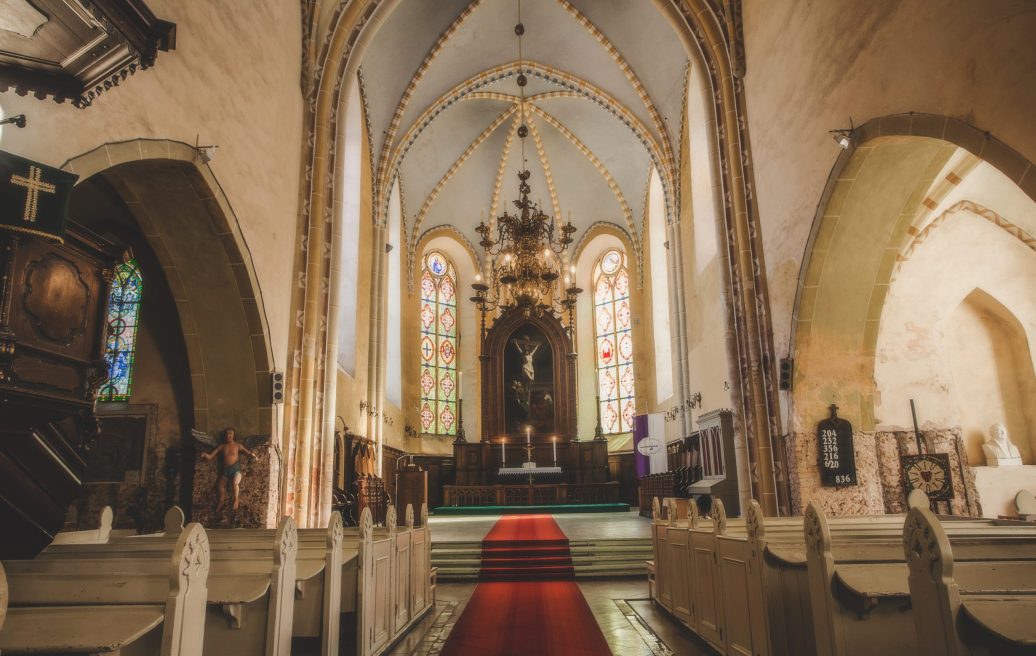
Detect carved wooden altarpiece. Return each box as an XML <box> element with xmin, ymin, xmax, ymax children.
<box><xmin>480</xmin><ymin>307</ymin><xmax>576</xmax><ymax>442</ymax></box>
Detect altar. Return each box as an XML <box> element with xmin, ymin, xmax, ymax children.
<box><xmin>451</xmin><ymin>304</ymin><xmax>610</xmax><ymax>493</ymax></box>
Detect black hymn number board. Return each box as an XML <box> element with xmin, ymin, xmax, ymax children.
<box><xmin>817</xmin><ymin>405</ymin><xmax>857</xmax><ymax>487</ymax></box>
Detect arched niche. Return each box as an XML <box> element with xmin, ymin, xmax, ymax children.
<box><xmin>62</xmin><ymin>139</ymin><xmax>276</xmax><ymax>527</ymax></box>
<box><xmin>947</xmin><ymin>289</ymin><xmax>1036</xmax><ymax>465</ymax></box>
<box><xmin>481</xmin><ymin>308</ymin><xmax>576</xmax><ymax>442</ymax></box>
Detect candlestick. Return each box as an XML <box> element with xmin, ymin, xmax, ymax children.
<box><xmin>501</xmin><ymin>438</ymin><xmax>506</xmax><ymax>466</ymax></box>
<box><xmin>552</xmin><ymin>436</ymin><xmax>557</xmax><ymax>466</ymax></box>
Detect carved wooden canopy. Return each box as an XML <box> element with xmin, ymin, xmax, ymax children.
<box><xmin>0</xmin><ymin>0</ymin><xmax>175</xmax><ymax>107</ymax></box>
<box><xmin>480</xmin><ymin>307</ymin><xmax>576</xmax><ymax>442</ymax></box>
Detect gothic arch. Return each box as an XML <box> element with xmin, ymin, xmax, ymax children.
<box><xmin>61</xmin><ymin>139</ymin><xmax>275</xmax><ymax>437</ymax></box>
<box><xmin>287</xmin><ymin>0</ymin><xmax>786</xmax><ymax>522</ymax></box>
<box><xmin>790</xmin><ymin>115</ymin><xmax>1036</xmax><ymax>435</ymax></box>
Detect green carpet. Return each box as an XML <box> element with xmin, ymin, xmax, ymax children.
<box><xmin>432</xmin><ymin>503</ymin><xmax>630</xmax><ymax>516</ymax></box>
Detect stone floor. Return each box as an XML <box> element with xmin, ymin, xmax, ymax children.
<box><xmin>428</xmin><ymin>510</ymin><xmax>653</xmax><ymax>542</ymax></box>
<box><xmin>387</xmin><ymin>579</ymin><xmax>719</xmax><ymax>655</ymax></box>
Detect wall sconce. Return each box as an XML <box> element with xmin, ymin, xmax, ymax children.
<box><xmin>195</xmin><ymin>134</ymin><xmax>218</xmax><ymax>162</ymax></box>
<box><xmin>829</xmin><ymin>117</ymin><xmax>855</xmax><ymax>150</ymax></box>
<box><xmin>0</xmin><ymin>114</ymin><xmax>26</xmax><ymax>128</ymax></box>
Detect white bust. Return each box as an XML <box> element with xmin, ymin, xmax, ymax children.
<box><xmin>982</xmin><ymin>422</ymin><xmax>1022</xmax><ymax>467</ymax></box>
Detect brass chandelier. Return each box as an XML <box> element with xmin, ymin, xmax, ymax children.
<box><xmin>470</xmin><ymin>0</ymin><xmax>582</xmax><ymax>332</ymax></box>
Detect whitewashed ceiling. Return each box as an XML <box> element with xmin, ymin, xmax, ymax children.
<box><xmin>358</xmin><ymin>0</ymin><xmax>688</xmax><ymax>264</ymax></box>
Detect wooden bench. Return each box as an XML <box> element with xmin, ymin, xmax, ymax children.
<box><xmin>650</xmin><ymin>492</ymin><xmax>1008</xmax><ymax>656</ymax></box>
<box><xmin>904</xmin><ymin>505</ymin><xmax>1036</xmax><ymax>655</ymax></box>
<box><xmin>36</xmin><ymin>513</ymin><xmax>298</xmax><ymax>656</ymax></box>
<box><xmin>805</xmin><ymin>502</ymin><xmax>1036</xmax><ymax>656</ymax></box>
<box><xmin>0</xmin><ymin>522</ymin><xmax>210</xmax><ymax>656</ymax></box>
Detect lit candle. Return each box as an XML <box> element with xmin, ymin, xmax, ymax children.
<box><xmin>475</xmin><ymin>272</ymin><xmax>482</xmax><ymax>282</ymax></box>
<box><xmin>552</xmin><ymin>436</ymin><xmax>557</xmax><ymax>466</ymax></box>
<box><xmin>458</xmin><ymin>370</ymin><xmax>462</xmax><ymax>398</ymax></box>
<box><xmin>502</xmin><ymin>438</ymin><xmax>506</xmax><ymax>466</ymax></box>
<box><xmin>526</xmin><ymin>426</ymin><xmax>531</xmax><ymax>444</ymax></box>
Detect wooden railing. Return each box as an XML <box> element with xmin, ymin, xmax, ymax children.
<box><xmin>443</xmin><ymin>482</ymin><xmax>621</xmax><ymax>507</ymax></box>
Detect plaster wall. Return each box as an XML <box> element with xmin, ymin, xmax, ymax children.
<box><xmin>679</xmin><ymin>62</ymin><xmax>731</xmax><ymax>433</ymax></box>
<box><xmin>874</xmin><ymin>212</ymin><xmax>1036</xmax><ymax>464</ymax></box>
<box><xmin>0</xmin><ymin>0</ymin><xmax>303</xmax><ymax>373</ymax></box>
<box><xmin>742</xmin><ymin>0</ymin><xmax>1036</xmax><ymax>378</ymax></box>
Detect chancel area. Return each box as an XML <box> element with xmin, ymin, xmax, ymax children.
<box><xmin>1</xmin><ymin>0</ymin><xmax>1035</xmax><ymax>654</ymax></box>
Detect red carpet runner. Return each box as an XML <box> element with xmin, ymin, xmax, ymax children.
<box><xmin>440</xmin><ymin>515</ymin><xmax>613</xmax><ymax>656</ymax></box>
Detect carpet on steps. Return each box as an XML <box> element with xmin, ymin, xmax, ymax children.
<box><xmin>440</xmin><ymin>515</ymin><xmax>612</xmax><ymax>656</ymax></box>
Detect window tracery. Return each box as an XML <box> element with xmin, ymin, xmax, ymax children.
<box><xmin>593</xmin><ymin>248</ymin><xmax>636</xmax><ymax>433</ymax></box>
<box><xmin>419</xmin><ymin>250</ymin><xmax>458</xmax><ymax>435</ymax></box>
<box><xmin>99</xmin><ymin>259</ymin><xmax>143</xmax><ymax>402</ymax></box>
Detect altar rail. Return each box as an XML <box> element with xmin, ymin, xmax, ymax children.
<box><xmin>443</xmin><ymin>482</ymin><xmax>620</xmax><ymax>507</ymax></box>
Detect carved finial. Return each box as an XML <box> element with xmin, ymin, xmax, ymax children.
<box><xmin>164</xmin><ymin>506</ymin><xmax>186</xmax><ymax>535</ymax></box>
<box><xmin>405</xmin><ymin>505</ymin><xmax>415</xmax><ymax>530</ymax></box>
<box><xmin>652</xmin><ymin>497</ymin><xmax>661</xmax><ymax>522</ymax></box>
<box><xmin>689</xmin><ymin>497</ymin><xmax>700</xmax><ymax>528</ymax></box>
<box><xmin>275</xmin><ymin>516</ymin><xmax>298</xmax><ymax>564</ymax></box>
<box><xmin>421</xmin><ymin>503</ymin><xmax>429</xmax><ymax>528</ymax></box>
<box><xmin>713</xmin><ymin>498</ymin><xmax>727</xmax><ymax>535</ymax></box>
<box><xmin>99</xmin><ymin>506</ymin><xmax>114</xmax><ymax>541</ymax></box>
<box><xmin>804</xmin><ymin>502</ymin><xmax>829</xmax><ymax>555</ymax></box>
<box><xmin>386</xmin><ymin>506</ymin><xmax>397</xmax><ymax>532</ymax></box>
<box><xmin>907</xmin><ymin>488</ymin><xmax>930</xmax><ymax>511</ymax></box>
<box><xmin>174</xmin><ymin>523</ymin><xmax>210</xmax><ymax>586</ymax></box>
<box><xmin>903</xmin><ymin>506</ymin><xmax>952</xmax><ymax>582</ymax></box>
<box><xmin>329</xmin><ymin>511</ymin><xmax>344</xmax><ymax>551</ymax></box>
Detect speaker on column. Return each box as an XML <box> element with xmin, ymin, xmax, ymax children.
<box><xmin>778</xmin><ymin>358</ymin><xmax>793</xmax><ymax>391</ymax></box>
<box><xmin>271</xmin><ymin>370</ymin><xmax>285</xmax><ymax>404</ymax></box>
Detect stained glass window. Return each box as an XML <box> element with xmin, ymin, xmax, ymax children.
<box><xmin>594</xmin><ymin>248</ymin><xmax>636</xmax><ymax>433</ymax></box>
<box><xmin>418</xmin><ymin>251</ymin><xmax>458</xmax><ymax>435</ymax></box>
<box><xmin>99</xmin><ymin>259</ymin><xmax>143</xmax><ymax>402</ymax></box>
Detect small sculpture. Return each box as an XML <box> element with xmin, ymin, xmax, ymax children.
<box><xmin>982</xmin><ymin>422</ymin><xmax>1022</xmax><ymax>467</ymax></box>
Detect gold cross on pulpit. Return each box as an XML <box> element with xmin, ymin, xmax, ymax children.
<box><xmin>11</xmin><ymin>165</ymin><xmax>56</xmax><ymax>223</ymax></box>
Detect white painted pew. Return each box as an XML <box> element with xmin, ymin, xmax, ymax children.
<box><xmin>804</xmin><ymin>503</ymin><xmax>1036</xmax><ymax>656</ymax></box>
<box><xmin>651</xmin><ymin>492</ymin><xmax>1008</xmax><ymax>656</ymax></box>
<box><xmin>0</xmin><ymin>523</ymin><xmax>210</xmax><ymax>656</ymax></box>
<box><xmin>904</xmin><ymin>506</ymin><xmax>1036</xmax><ymax>655</ymax></box>
<box><xmin>38</xmin><ymin>514</ymin><xmax>298</xmax><ymax>656</ymax></box>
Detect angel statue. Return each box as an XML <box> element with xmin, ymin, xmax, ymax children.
<box><xmin>192</xmin><ymin>427</ymin><xmax>269</xmax><ymax>514</ymax></box>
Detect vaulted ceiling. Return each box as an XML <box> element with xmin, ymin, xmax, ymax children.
<box><xmin>357</xmin><ymin>0</ymin><xmax>688</xmax><ymax>266</ymax></box>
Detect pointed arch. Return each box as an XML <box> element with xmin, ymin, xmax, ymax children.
<box><xmin>593</xmin><ymin>248</ymin><xmax>637</xmax><ymax>434</ymax></box>
<box><xmin>99</xmin><ymin>258</ymin><xmax>144</xmax><ymax>402</ymax></box>
<box><xmin>418</xmin><ymin>250</ymin><xmax>460</xmax><ymax>436</ymax></box>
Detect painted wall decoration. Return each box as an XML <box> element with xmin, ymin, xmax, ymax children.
<box><xmin>593</xmin><ymin>248</ymin><xmax>636</xmax><ymax>433</ymax></box>
<box><xmin>418</xmin><ymin>250</ymin><xmax>458</xmax><ymax>435</ymax></box>
<box><xmin>504</xmin><ymin>323</ymin><xmax>555</xmax><ymax>434</ymax></box>
<box><xmin>99</xmin><ymin>258</ymin><xmax>142</xmax><ymax>402</ymax></box>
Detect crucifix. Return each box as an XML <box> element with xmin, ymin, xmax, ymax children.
<box><xmin>10</xmin><ymin>165</ymin><xmax>56</xmax><ymax>223</ymax></box>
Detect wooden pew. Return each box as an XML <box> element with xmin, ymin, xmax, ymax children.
<box><xmin>651</xmin><ymin>491</ymin><xmax>1005</xmax><ymax>656</ymax></box>
<box><xmin>156</xmin><ymin>506</ymin><xmax>346</xmax><ymax>656</ymax></box>
<box><xmin>904</xmin><ymin>506</ymin><xmax>1036</xmax><ymax>655</ymax></box>
<box><xmin>36</xmin><ymin>514</ymin><xmax>298</xmax><ymax>656</ymax></box>
<box><xmin>0</xmin><ymin>522</ymin><xmax>210</xmax><ymax>656</ymax></box>
<box><xmin>804</xmin><ymin>503</ymin><xmax>1036</xmax><ymax>656</ymax></box>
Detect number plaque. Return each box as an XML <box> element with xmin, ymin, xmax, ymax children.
<box><xmin>816</xmin><ymin>404</ymin><xmax>857</xmax><ymax>487</ymax></box>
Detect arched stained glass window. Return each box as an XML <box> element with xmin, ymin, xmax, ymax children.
<box><xmin>99</xmin><ymin>259</ymin><xmax>143</xmax><ymax>402</ymax></box>
<box><xmin>593</xmin><ymin>248</ymin><xmax>636</xmax><ymax>433</ymax></box>
<box><xmin>418</xmin><ymin>251</ymin><xmax>458</xmax><ymax>435</ymax></box>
